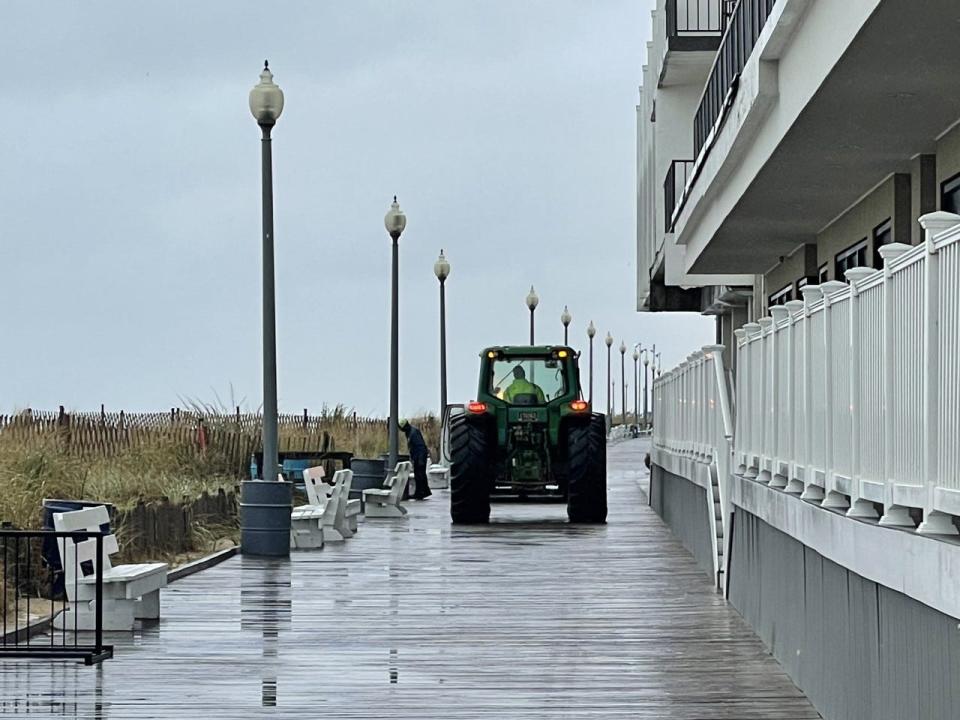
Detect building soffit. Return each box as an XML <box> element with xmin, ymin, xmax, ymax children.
<box><xmin>681</xmin><ymin>0</ymin><xmax>960</xmax><ymax>276</ymax></box>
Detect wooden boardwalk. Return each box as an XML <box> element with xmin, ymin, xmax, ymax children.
<box><xmin>0</xmin><ymin>439</ymin><xmax>819</xmax><ymax>718</ymax></box>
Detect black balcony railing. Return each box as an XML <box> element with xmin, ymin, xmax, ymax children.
<box><xmin>0</xmin><ymin>530</ymin><xmax>113</xmax><ymax>665</ymax></box>
<box><xmin>667</xmin><ymin>0</ymin><xmax>726</xmax><ymax>40</ymax></box>
<box><xmin>664</xmin><ymin>160</ymin><xmax>695</xmax><ymax>232</ymax></box>
<box><xmin>693</xmin><ymin>0</ymin><xmax>778</xmax><ymax>158</ymax></box>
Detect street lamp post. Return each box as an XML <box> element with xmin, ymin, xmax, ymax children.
<box><xmin>526</xmin><ymin>286</ymin><xmax>539</xmax><ymax>344</ymax></box>
<box><xmin>385</xmin><ymin>197</ymin><xmax>407</xmax><ymax>473</ymax></box>
<box><xmin>619</xmin><ymin>341</ymin><xmax>626</xmax><ymax>427</ymax></box>
<box><xmin>605</xmin><ymin>333</ymin><xmax>613</xmax><ymax>418</ymax></box>
<box><xmin>586</xmin><ymin>321</ymin><xmax>596</xmax><ymax>405</ymax></box>
<box><xmin>434</xmin><ymin>250</ymin><xmax>450</xmax><ymax>420</ymax></box>
<box><xmin>561</xmin><ymin>306</ymin><xmax>572</xmax><ymax>345</ymax></box>
<box><xmin>632</xmin><ymin>348</ymin><xmax>639</xmax><ymax>426</ymax></box>
<box><xmin>242</xmin><ymin>60</ymin><xmax>290</xmax><ymax>557</ymax></box>
<box><xmin>653</xmin><ymin>352</ymin><xmax>662</xmax><ymax>427</ymax></box>
<box><xmin>643</xmin><ymin>349</ymin><xmax>651</xmax><ymax>428</ymax></box>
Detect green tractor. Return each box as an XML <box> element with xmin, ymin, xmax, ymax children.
<box><xmin>445</xmin><ymin>345</ymin><xmax>607</xmax><ymax>524</ymax></box>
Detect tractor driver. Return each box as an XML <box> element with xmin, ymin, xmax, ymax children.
<box><xmin>503</xmin><ymin>365</ymin><xmax>545</xmax><ymax>404</ymax></box>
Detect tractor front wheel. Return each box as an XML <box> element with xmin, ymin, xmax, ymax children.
<box><xmin>450</xmin><ymin>414</ymin><xmax>492</xmax><ymax>524</ymax></box>
<box><xmin>566</xmin><ymin>414</ymin><xmax>607</xmax><ymax>523</ymax></box>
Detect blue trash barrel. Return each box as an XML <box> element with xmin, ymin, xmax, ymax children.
<box><xmin>41</xmin><ymin>499</ymin><xmax>114</xmax><ymax>596</ymax></box>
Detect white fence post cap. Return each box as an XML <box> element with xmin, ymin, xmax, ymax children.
<box><xmin>784</xmin><ymin>299</ymin><xmax>805</xmax><ymax>315</ymax></box>
<box><xmin>844</xmin><ymin>267</ymin><xmax>877</xmax><ymax>285</ymax></box>
<box><xmin>769</xmin><ymin>305</ymin><xmax>790</xmax><ymax>323</ymax></box>
<box><xmin>918</xmin><ymin>211</ymin><xmax>960</xmax><ymax>235</ymax></box>
<box><xmin>800</xmin><ymin>285</ymin><xmax>823</xmax><ymax>304</ymax></box>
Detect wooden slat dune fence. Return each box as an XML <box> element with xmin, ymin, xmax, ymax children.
<box><xmin>0</xmin><ymin>407</ymin><xmax>409</xmax><ymax>474</ymax></box>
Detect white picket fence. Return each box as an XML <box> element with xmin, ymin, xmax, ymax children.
<box><xmin>652</xmin><ymin>344</ymin><xmax>735</xmax><ymax>585</ymax></box>
<box><xmin>654</xmin><ymin>212</ymin><xmax>960</xmax><ymax>538</ymax></box>
<box><xmin>734</xmin><ymin>211</ymin><xmax>960</xmax><ymax>533</ymax></box>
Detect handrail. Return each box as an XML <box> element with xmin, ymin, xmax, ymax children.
<box><xmin>709</xmin><ymin>348</ymin><xmax>734</xmax><ymax>440</ymax></box>
<box><xmin>0</xmin><ymin>529</ymin><xmax>113</xmax><ymax>665</ymax></box>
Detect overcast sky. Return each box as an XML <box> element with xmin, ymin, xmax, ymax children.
<box><xmin>0</xmin><ymin>1</ymin><xmax>713</xmax><ymax>417</ymax></box>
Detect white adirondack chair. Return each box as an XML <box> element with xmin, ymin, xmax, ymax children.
<box><xmin>323</xmin><ymin>470</ymin><xmax>356</xmax><ymax>542</ymax></box>
<box><xmin>363</xmin><ymin>461</ymin><xmax>412</xmax><ymax>518</ymax></box>
<box><xmin>290</xmin><ymin>466</ymin><xmax>328</xmax><ymax>549</ymax></box>
<box><xmin>52</xmin><ymin>505</ymin><xmax>168</xmax><ymax>632</ymax></box>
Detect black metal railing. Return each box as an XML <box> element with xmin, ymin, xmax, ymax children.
<box><xmin>693</xmin><ymin>0</ymin><xmax>778</xmax><ymax>158</ymax></box>
<box><xmin>0</xmin><ymin>530</ymin><xmax>113</xmax><ymax>665</ymax></box>
<box><xmin>667</xmin><ymin>0</ymin><xmax>727</xmax><ymax>39</ymax></box>
<box><xmin>664</xmin><ymin>160</ymin><xmax>696</xmax><ymax>232</ymax></box>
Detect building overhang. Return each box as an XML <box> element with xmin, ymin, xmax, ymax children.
<box><xmin>675</xmin><ymin>0</ymin><xmax>960</xmax><ymax>275</ymax></box>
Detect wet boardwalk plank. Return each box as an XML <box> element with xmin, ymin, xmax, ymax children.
<box><xmin>0</xmin><ymin>439</ymin><xmax>819</xmax><ymax>718</ymax></box>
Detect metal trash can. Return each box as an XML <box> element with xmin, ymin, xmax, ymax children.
<box><xmin>41</xmin><ymin>499</ymin><xmax>115</xmax><ymax>596</ymax></box>
<box><xmin>240</xmin><ymin>481</ymin><xmax>293</xmax><ymax>557</ymax></box>
<box><xmin>350</xmin><ymin>458</ymin><xmax>386</xmax><ymax>506</ymax></box>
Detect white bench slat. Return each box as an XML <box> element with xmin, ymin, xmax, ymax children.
<box><xmin>363</xmin><ymin>461</ymin><xmax>412</xmax><ymax>517</ymax></box>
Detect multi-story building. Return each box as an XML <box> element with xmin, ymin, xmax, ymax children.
<box><xmin>641</xmin><ymin>1</ymin><xmax>960</xmax><ymax>718</ymax></box>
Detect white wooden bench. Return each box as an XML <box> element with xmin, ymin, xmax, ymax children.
<box><xmin>362</xmin><ymin>461</ymin><xmax>412</xmax><ymax>518</ymax></box>
<box><xmin>52</xmin><ymin>505</ymin><xmax>168</xmax><ymax>632</ymax></box>
<box><xmin>290</xmin><ymin>466</ymin><xmax>328</xmax><ymax>549</ymax></box>
<box><xmin>323</xmin><ymin>469</ymin><xmax>357</xmax><ymax>542</ymax></box>
<box><xmin>428</xmin><ymin>461</ymin><xmax>450</xmax><ymax>489</ymax></box>
<box><xmin>344</xmin><ymin>481</ymin><xmax>362</xmax><ymax>534</ymax></box>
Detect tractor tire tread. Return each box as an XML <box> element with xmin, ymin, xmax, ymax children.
<box><xmin>566</xmin><ymin>413</ymin><xmax>607</xmax><ymax>523</ymax></box>
<box><xmin>449</xmin><ymin>413</ymin><xmax>492</xmax><ymax>524</ymax></box>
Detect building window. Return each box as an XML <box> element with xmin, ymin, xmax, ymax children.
<box><xmin>872</xmin><ymin>218</ymin><xmax>892</xmax><ymax>269</ymax></box>
<box><xmin>835</xmin><ymin>239</ymin><xmax>868</xmax><ymax>281</ymax></box>
<box><xmin>943</xmin><ymin>173</ymin><xmax>960</xmax><ymax>214</ymax></box>
<box><xmin>768</xmin><ymin>284</ymin><xmax>792</xmax><ymax>307</ymax></box>
<box><xmin>796</xmin><ymin>276</ymin><xmax>817</xmax><ymax>296</ymax></box>
<box><xmin>818</xmin><ymin>263</ymin><xmax>828</xmax><ymax>284</ymax></box>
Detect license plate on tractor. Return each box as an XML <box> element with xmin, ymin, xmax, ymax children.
<box><xmin>518</xmin><ymin>411</ymin><xmax>538</xmax><ymax>422</ymax></box>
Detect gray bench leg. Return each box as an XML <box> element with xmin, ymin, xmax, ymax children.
<box><xmin>54</xmin><ymin>599</ymin><xmax>136</xmax><ymax>632</ymax></box>
<box><xmin>135</xmin><ymin>590</ymin><xmax>161</xmax><ymax>620</ymax></box>
<box><xmin>365</xmin><ymin>503</ymin><xmax>407</xmax><ymax>518</ymax></box>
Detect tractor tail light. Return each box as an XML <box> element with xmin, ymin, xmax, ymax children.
<box><xmin>570</xmin><ymin>401</ymin><xmax>589</xmax><ymax>412</ymax></box>
<box><xmin>467</xmin><ymin>402</ymin><xmax>488</xmax><ymax>414</ymax></box>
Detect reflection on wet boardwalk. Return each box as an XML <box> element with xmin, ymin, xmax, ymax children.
<box><xmin>0</xmin><ymin>439</ymin><xmax>819</xmax><ymax>718</ymax></box>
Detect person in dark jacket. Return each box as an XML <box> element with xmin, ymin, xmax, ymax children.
<box><xmin>400</xmin><ymin>419</ymin><xmax>432</xmax><ymax>499</ymax></box>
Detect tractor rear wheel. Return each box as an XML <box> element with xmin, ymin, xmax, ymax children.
<box><xmin>450</xmin><ymin>414</ymin><xmax>492</xmax><ymax>524</ymax></box>
<box><xmin>566</xmin><ymin>414</ymin><xmax>607</xmax><ymax>523</ymax></box>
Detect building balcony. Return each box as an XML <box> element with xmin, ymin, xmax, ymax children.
<box><xmin>666</xmin><ymin>0</ymin><xmax>728</xmax><ymax>52</ymax></box>
<box><xmin>664</xmin><ymin>159</ymin><xmax>695</xmax><ymax>233</ymax></box>
<box><xmin>672</xmin><ymin>0</ymin><xmax>960</xmax><ymax>278</ymax></box>
<box><xmin>656</xmin><ymin>0</ymin><xmax>730</xmax><ymax>89</ymax></box>
<box><xmin>692</xmin><ymin>0</ymin><xmax>776</xmax><ymax>158</ymax></box>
